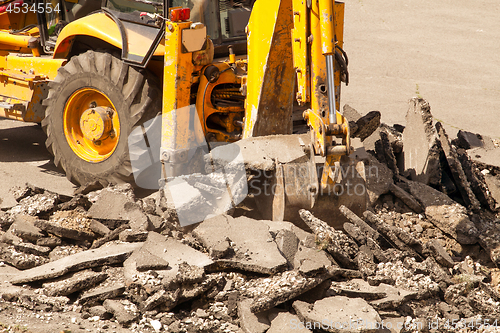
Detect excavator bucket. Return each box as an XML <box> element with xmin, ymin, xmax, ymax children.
<box><xmin>234</xmin><ymin>134</ymin><xmax>367</xmax><ymax>230</ymax></box>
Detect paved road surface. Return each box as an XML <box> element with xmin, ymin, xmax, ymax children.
<box><xmin>342</xmin><ymin>0</ymin><xmax>500</xmax><ymax>139</ymax></box>
<box><xmin>0</xmin><ymin>119</ymin><xmax>75</xmax><ymax>208</ymax></box>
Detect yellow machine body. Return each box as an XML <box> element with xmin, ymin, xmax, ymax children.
<box><xmin>53</xmin><ymin>12</ymin><xmax>165</xmax><ymax>59</ymax></box>
<box><xmin>0</xmin><ymin>0</ymin><xmax>358</xmax><ymax>222</ymax></box>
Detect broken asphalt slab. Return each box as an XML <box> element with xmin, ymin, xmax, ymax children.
<box><xmin>123</xmin><ymin>232</ymin><xmax>213</xmax><ymax>287</ymax></box>
<box><xmin>42</xmin><ymin>270</ymin><xmax>108</xmax><ymax>296</ymax></box>
<box><xmin>7</xmin><ymin>214</ymin><xmax>45</xmax><ymax>242</ymax></box>
<box><xmin>238</xmin><ymin>298</ymin><xmax>270</xmax><ymax>333</ymax></box>
<box><xmin>35</xmin><ymin>218</ymin><xmax>95</xmax><ymax>241</ymax></box>
<box><xmin>329</xmin><ymin>279</ymin><xmax>418</xmax><ymax>310</ymax></box>
<box><xmin>365</xmin><ymin>154</ymin><xmax>393</xmax><ymax>206</ymax></box>
<box><xmin>436</xmin><ymin>122</ymin><xmax>480</xmax><ymax>210</ymax></box>
<box><xmin>456</xmin><ymin>148</ymin><xmax>497</xmax><ymax>210</ymax></box>
<box><xmin>103</xmin><ymin>299</ymin><xmax>140</xmax><ymax>326</ymax></box>
<box><xmin>405</xmin><ymin>179</ymin><xmax>479</xmax><ymax>244</ymax></box>
<box><xmin>267</xmin><ymin>311</ymin><xmax>312</xmax><ymax>333</ymax></box>
<box><xmin>293</xmin><ymin>296</ymin><xmax>381</xmax><ymax>333</ymax></box>
<box><xmin>10</xmin><ymin>242</ymin><xmax>142</xmax><ymax>284</ymax></box>
<box><xmin>455</xmin><ymin>130</ymin><xmax>495</xmax><ymax>150</ymax></box>
<box><xmin>468</xmin><ymin>146</ymin><xmax>500</xmax><ymax>170</ymax></box>
<box><xmin>78</xmin><ymin>283</ymin><xmax>126</xmax><ymax>306</ymax></box>
<box><xmin>403</xmin><ymin>98</ymin><xmax>442</xmax><ymax>186</ymax></box>
<box><xmin>246</xmin><ymin>269</ymin><xmax>336</xmax><ymax>313</ymax></box>
<box><xmin>193</xmin><ymin>215</ymin><xmax>287</xmax><ymax>274</ymax></box>
<box><xmin>87</xmin><ymin>189</ymin><xmax>150</xmax><ymax>231</ymax></box>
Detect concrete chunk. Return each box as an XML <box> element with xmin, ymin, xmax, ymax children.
<box><xmin>330</xmin><ymin>279</ymin><xmax>387</xmax><ymax>301</ymax></box>
<box><xmin>141</xmin><ymin>289</ymin><xmax>179</xmax><ymax>312</ymax></box>
<box><xmin>423</xmin><ymin>239</ymin><xmax>455</xmax><ymax>268</ymax></box>
<box><xmin>267</xmin><ymin>312</ymin><xmax>312</xmax><ymax>333</ymax></box>
<box><xmin>238</xmin><ymin>298</ymin><xmax>270</xmax><ymax>333</ymax></box>
<box><xmin>329</xmin><ymin>279</ymin><xmax>417</xmax><ymax>310</ymax></box>
<box><xmin>365</xmin><ymin>154</ymin><xmax>393</xmax><ymax>206</ymax></box>
<box><xmin>10</xmin><ymin>184</ymin><xmax>44</xmax><ymax>202</ymax></box>
<box><xmin>87</xmin><ymin>305</ymin><xmax>112</xmax><ymax>320</ymax></box>
<box><xmin>193</xmin><ymin>215</ymin><xmax>287</xmax><ymax>274</ymax></box>
<box><xmin>403</xmin><ymin>98</ymin><xmax>442</xmax><ymax>185</ymax></box>
<box><xmin>456</xmin><ymin>149</ymin><xmax>496</xmax><ymax>210</ymax></box>
<box><xmin>89</xmin><ymin>220</ymin><xmax>110</xmax><ymax>236</ymax></box>
<box><xmin>0</xmin><ymin>228</ymin><xmax>23</xmax><ymax>245</ymax></box>
<box><xmin>364</xmin><ymin>211</ymin><xmax>421</xmax><ymax>258</ymax></box>
<box><xmin>74</xmin><ymin>180</ymin><xmax>104</xmax><ymax>196</ymax></box>
<box><xmin>0</xmin><ymin>244</ymin><xmax>48</xmax><ymax>270</ymax></box>
<box><xmin>369</xmin><ymin>284</ymin><xmax>418</xmax><ymax>310</ymax></box>
<box><xmin>342</xmin><ymin>104</ymin><xmax>362</xmax><ymax>122</ymax></box>
<box><xmin>293</xmin><ymin>296</ymin><xmax>381</xmax><ymax>333</ymax></box>
<box><xmin>42</xmin><ymin>270</ymin><xmax>107</xmax><ymax>296</ymax></box>
<box><xmin>13</xmin><ymin>241</ymin><xmax>51</xmax><ymax>256</ymax></box>
<box><xmin>36</xmin><ymin>236</ymin><xmax>62</xmax><ymax>248</ymax></box>
<box><xmin>134</xmin><ymin>247</ymin><xmax>169</xmax><ymax>272</ymax></box>
<box><xmin>339</xmin><ymin>205</ymin><xmax>380</xmax><ymax>241</ymax></box>
<box><xmin>58</xmin><ymin>194</ymin><xmax>92</xmax><ymax>211</ymax></box>
<box><xmin>475</xmin><ymin>219</ymin><xmax>500</xmax><ymax>265</ymax></box>
<box><xmin>163</xmin><ymin>179</ymin><xmax>214</xmax><ymax>227</ymax></box>
<box><xmin>248</xmin><ymin>270</ymin><xmax>335</xmax><ymax>313</ymax></box>
<box><xmin>353</xmin><ymin>111</ymin><xmax>381</xmax><ymax>141</ymax></box>
<box><xmin>294</xmin><ymin>245</ymin><xmax>333</xmax><ymax>275</ymax></box>
<box><xmin>10</xmin><ymin>242</ymin><xmax>142</xmax><ymax>284</ymax></box>
<box><xmin>389</xmin><ymin>183</ymin><xmax>423</xmax><ymax>213</ymax></box>
<box><xmin>8</xmin><ymin>215</ymin><xmax>45</xmax><ymax>242</ymax></box>
<box><xmin>35</xmin><ymin>219</ymin><xmax>95</xmax><ymax>241</ymax></box>
<box><xmin>424</xmin><ymin>257</ymin><xmax>453</xmax><ymax>286</ymax></box>
<box><xmin>356</xmin><ymin>245</ymin><xmax>377</xmax><ymax>277</ymax></box>
<box><xmin>35</xmin><ymin>210</ymin><xmax>96</xmax><ymax>240</ymax></box>
<box><xmin>9</xmin><ymin>192</ymin><xmax>59</xmax><ymax>217</ymax></box>
<box><xmin>90</xmin><ymin>224</ymin><xmax>129</xmax><ymax>249</ymax></box>
<box><xmin>119</xmin><ymin>229</ymin><xmax>149</xmax><ymax>243</ymax></box>
<box><xmin>299</xmin><ymin>210</ymin><xmax>358</xmax><ymax>269</ymax></box>
<box><xmin>103</xmin><ymin>299</ymin><xmax>139</xmax><ymax>326</ymax></box>
<box><xmin>406</xmin><ymin>180</ymin><xmax>479</xmax><ymax>244</ymax></box>
<box><xmin>484</xmin><ymin>174</ymin><xmax>500</xmax><ymax>210</ymax></box>
<box><xmin>456</xmin><ymin>130</ymin><xmax>494</xmax><ymax>150</ymax></box>
<box><xmin>231</xmin><ymin>134</ymin><xmax>309</xmax><ymax>171</ymax></box>
<box><xmin>79</xmin><ymin>284</ymin><xmax>126</xmax><ymax>306</ymax></box>
<box><xmin>378</xmin><ymin>129</ymin><xmax>399</xmax><ymax>176</ymax></box>
<box><xmin>468</xmin><ymin>147</ymin><xmax>500</xmax><ymax>169</ymax></box>
<box><xmin>123</xmin><ymin>232</ymin><xmax>212</xmax><ymax>288</ymax></box>
<box><xmin>436</xmin><ymin>122</ymin><xmax>480</xmax><ymax>210</ymax></box>
<box><xmin>88</xmin><ymin>189</ymin><xmax>150</xmax><ymax>231</ymax></box>
<box><xmin>274</xmin><ymin>229</ymin><xmax>299</xmax><ymax>269</ymax></box>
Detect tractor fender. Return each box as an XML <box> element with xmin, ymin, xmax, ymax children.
<box><xmin>53</xmin><ymin>12</ymin><xmax>164</xmax><ymax>59</ymax></box>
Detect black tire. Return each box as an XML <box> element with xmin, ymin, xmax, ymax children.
<box><xmin>42</xmin><ymin>50</ymin><xmax>161</xmax><ymax>186</ymax></box>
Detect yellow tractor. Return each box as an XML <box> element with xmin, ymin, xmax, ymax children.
<box><xmin>0</xmin><ymin>0</ymin><xmax>363</xmax><ymax>224</ymax></box>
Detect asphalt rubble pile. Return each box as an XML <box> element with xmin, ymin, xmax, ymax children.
<box><xmin>0</xmin><ymin>97</ymin><xmax>499</xmax><ymax>333</ymax></box>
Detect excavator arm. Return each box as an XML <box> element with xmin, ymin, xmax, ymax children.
<box><xmin>244</xmin><ymin>0</ymin><xmax>351</xmax><ymax>196</ymax></box>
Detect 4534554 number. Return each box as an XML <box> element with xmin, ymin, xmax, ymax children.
<box><xmin>6</xmin><ymin>2</ymin><xmax>60</xmax><ymax>14</ymax></box>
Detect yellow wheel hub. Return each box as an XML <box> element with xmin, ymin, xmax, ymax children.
<box><xmin>63</xmin><ymin>88</ymin><xmax>120</xmax><ymax>163</ymax></box>
<box><xmin>80</xmin><ymin>107</ymin><xmax>113</xmax><ymax>142</ymax></box>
